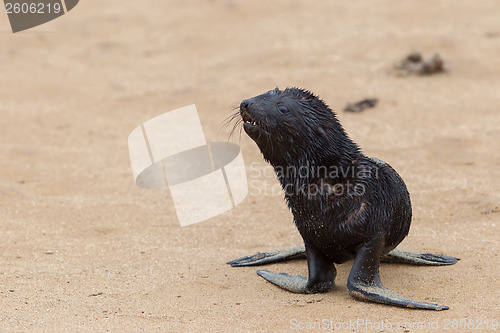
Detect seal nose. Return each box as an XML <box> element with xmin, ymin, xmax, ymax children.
<box><xmin>240</xmin><ymin>99</ymin><xmax>251</xmax><ymax>112</ymax></box>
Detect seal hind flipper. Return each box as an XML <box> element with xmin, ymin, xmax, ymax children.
<box><xmin>256</xmin><ymin>243</ymin><xmax>335</xmax><ymax>294</ymax></box>
<box><xmin>348</xmin><ymin>234</ymin><xmax>449</xmax><ymax>310</ymax></box>
<box><xmin>226</xmin><ymin>245</ymin><xmax>306</xmax><ymax>267</ymax></box>
<box><xmin>381</xmin><ymin>248</ymin><xmax>460</xmax><ymax>266</ymax></box>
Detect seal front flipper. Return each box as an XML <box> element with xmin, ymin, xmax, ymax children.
<box><xmin>348</xmin><ymin>280</ymin><xmax>448</xmax><ymax>310</ymax></box>
<box><xmin>348</xmin><ymin>234</ymin><xmax>449</xmax><ymax>310</ymax></box>
<box><xmin>256</xmin><ymin>243</ymin><xmax>335</xmax><ymax>294</ymax></box>
<box><xmin>381</xmin><ymin>248</ymin><xmax>460</xmax><ymax>266</ymax></box>
<box><xmin>257</xmin><ymin>270</ymin><xmax>311</xmax><ymax>293</ymax></box>
<box><xmin>227</xmin><ymin>245</ymin><xmax>306</xmax><ymax>267</ymax></box>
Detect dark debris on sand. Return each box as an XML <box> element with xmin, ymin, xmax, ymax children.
<box><xmin>343</xmin><ymin>98</ymin><xmax>378</xmax><ymax>112</ymax></box>
<box><xmin>395</xmin><ymin>51</ymin><xmax>445</xmax><ymax>76</ymax></box>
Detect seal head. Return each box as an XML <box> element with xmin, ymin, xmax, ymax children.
<box><xmin>240</xmin><ymin>87</ymin><xmax>359</xmax><ymax>167</ymax></box>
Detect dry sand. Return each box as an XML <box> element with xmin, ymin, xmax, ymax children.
<box><xmin>0</xmin><ymin>1</ymin><xmax>499</xmax><ymax>332</ymax></box>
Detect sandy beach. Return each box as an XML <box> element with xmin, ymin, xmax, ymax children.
<box><xmin>0</xmin><ymin>1</ymin><xmax>499</xmax><ymax>331</ymax></box>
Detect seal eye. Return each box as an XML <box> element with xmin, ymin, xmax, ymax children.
<box><xmin>277</xmin><ymin>104</ymin><xmax>289</xmax><ymax>114</ymax></box>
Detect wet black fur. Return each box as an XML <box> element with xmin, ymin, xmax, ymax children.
<box><xmin>239</xmin><ymin>87</ymin><xmax>412</xmax><ymax>264</ymax></box>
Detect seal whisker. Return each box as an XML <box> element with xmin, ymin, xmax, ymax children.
<box><xmin>228</xmin><ymin>117</ymin><xmax>243</xmax><ymax>140</ymax></box>
<box><xmin>221</xmin><ymin>107</ymin><xmax>244</xmax><ymax>141</ymax></box>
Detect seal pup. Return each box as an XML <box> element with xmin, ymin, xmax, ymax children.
<box><xmin>228</xmin><ymin>87</ymin><xmax>459</xmax><ymax>310</ymax></box>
